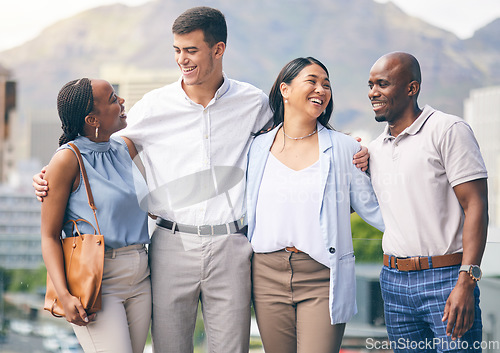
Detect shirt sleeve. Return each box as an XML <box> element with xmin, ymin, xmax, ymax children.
<box><xmin>348</xmin><ymin>141</ymin><xmax>385</xmax><ymax>232</ymax></box>
<box><xmin>253</xmin><ymin>92</ymin><xmax>273</xmax><ymax>133</ymax></box>
<box><xmin>440</xmin><ymin>121</ymin><xmax>488</xmax><ymax>187</ymax></box>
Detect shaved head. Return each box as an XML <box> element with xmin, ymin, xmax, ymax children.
<box><xmin>379</xmin><ymin>51</ymin><xmax>421</xmax><ymax>87</ymax></box>
<box><xmin>368</xmin><ymin>52</ymin><xmax>423</xmax><ymax>129</ymax></box>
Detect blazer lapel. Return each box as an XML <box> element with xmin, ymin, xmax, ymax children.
<box><xmin>318</xmin><ymin>125</ymin><xmax>334</xmax><ymax>200</ymax></box>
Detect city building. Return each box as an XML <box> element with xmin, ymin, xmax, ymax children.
<box><xmin>100</xmin><ymin>65</ymin><xmax>179</xmax><ymax>109</ymax></box>
<box><xmin>0</xmin><ymin>63</ymin><xmax>17</xmax><ymax>183</ymax></box>
<box><xmin>464</xmin><ymin>86</ymin><xmax>500</xmax><ymax>227</ymax></box>
<box><xmin>0</xmin><ymin>192</ymin><xmax>42</xmax><ymax>270</ymax></box>
<box><xmin>464</xmin><ymin>86</ymin><xmax>500</xmax><ymax>352</ymax></box>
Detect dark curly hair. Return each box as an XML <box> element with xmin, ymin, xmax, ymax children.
<box><xmin>172</xmin><ymin>6</ymin><xmax>227</xmax><ymax>47</ymax></box>
<box><xmin>57</xmin><ymin>78</ymin><xmax>94</xmax><ymax>146</ymax></box>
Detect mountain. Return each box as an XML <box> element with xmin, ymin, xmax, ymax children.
<box><xmin>0</xmin><ymin>0</ymin><xmax>499</xmax><ymax>137</ymax></box>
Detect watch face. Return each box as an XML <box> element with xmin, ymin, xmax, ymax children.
<box><xmin>471</xmin><ymin>266</ymin><xmax>482</xmax><ymax>279</ymax></box>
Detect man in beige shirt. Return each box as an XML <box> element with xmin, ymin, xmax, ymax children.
<box><xmin>368</xmin><ymin>52</ymin><xmax>488</xmax><ymax>352</ymax></box>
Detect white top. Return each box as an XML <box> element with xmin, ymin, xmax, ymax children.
<box><xmin>251</xmin><ymin>153</ymin><xmax>330</xmax><ymax>267</ymax></box>
<box><xmin>118</xmin><ymin>74</ymin><xmax>271</xmax><ymax>225</ymax></box>
<box><xmin>369</xmin><ymin>105</ymin><xmax>488</xmax><ymax>257</ymax></box>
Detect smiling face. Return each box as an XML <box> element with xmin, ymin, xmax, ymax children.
<box><xmin>173</xmin><ymin>29</ymin><xmax>224</xmax><ymax>89</ymax></box>
<box><xmin>281</xmin><ymin>63</ymin><xmax>332</xmax><ymax>122</ymax></box>
<box><xmin>368</xmin><ymin>56</ymin><xmax>414</xmax><ymax>124</ymax></box>
<box><xmin>89</xmin><ymin>79</ymin><xmax>127</xmax><ymax>138</ymax></box>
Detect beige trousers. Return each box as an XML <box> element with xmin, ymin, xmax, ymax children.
<box><xmin>149</xmin><ymin>225</ymin><xmax>253</xmax><ymax>353</ymax></box>
<box><xmin>72</xmin><ymin>244</ymin><xmax>151</xmax><ymax>353</ymax></box>
<box><xmin>252</xmin><ymin>250</ymin><xmax>345</xmax><ymax>353</ymax></box>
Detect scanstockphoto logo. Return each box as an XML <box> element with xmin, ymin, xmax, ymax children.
<box><xmin>130</xmin><ymin>157</ymin><xmax>382</xmax><ymax>215</ymax></box>
<box><xmin>131</xmin><ymin>158</ymin><xmax>246</xmax><ymax>219</ymax></box>
<box><xmin>365</xmin><ymin>338</ymin><xmax>500</xmax><ymax>351</ymax></box>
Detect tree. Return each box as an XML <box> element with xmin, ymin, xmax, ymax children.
<box><xmin>351</xmin><ymin>213</ymin><xmax>383</xmax><ymax>263</ymax></box>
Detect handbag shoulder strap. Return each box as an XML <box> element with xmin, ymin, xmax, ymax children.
<box><xmin>68</xmin><ymin>142</ymin><xmax>102</xmax><ymax>235</ymax></box>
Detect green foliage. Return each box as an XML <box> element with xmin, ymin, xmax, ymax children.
<box><xmin>1</xmin><ymin>266</ymin><xmax>47</xmax><ymax>293</ymax></box>
<box><xmin>249</xmin><ymin>336</ymin><xmax>263</xmax><ymax>349</ymax></box>
<box><xmin>194</xmin><ymin>304</ymin><xmax>206</xmax><ymax>349</ymax></box>
<box><xmin>351</xmin><ymin>213</ymin><xmax>383</xmax><ymax>263</ymax></box>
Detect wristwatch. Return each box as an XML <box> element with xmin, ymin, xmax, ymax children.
<box><xmin>459</xmin><ymin>265</ymin><xmax>482</xmax><ymax>281</ymax></box>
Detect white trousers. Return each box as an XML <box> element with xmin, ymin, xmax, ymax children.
<box><xmin>72</xmin><ymin>244</ymin><xmax>151</xmax><ymax>353</ymax></box>
<box><xmin>149</xmin><ymin>225</ymin><xmax>253</xmax><ymax>353</ymax></box>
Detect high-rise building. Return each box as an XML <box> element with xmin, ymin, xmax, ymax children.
<box><xmin>100</xmin><ymin>65</ymin><xmax>179</xmax><ymax>110</ymax></box>
<box><xmin>0</xmin><ymin>63</ymin><xmax>17</xmax><ymax>183</ymax></box>
<box><xmin>464</xmin><ymin>86</ymin><xmax>500</xmax><ymax>227</ymax></box>
<box><xmin>0</xmin><ymin>192</ymin><xmax>42</xmax><ymax>270</ymax></box>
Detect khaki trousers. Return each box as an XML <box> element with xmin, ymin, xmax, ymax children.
<box><xmin>252</xmin><ymin>250</ymin><xmax>345</xmax><ymax>353</ymax></box>
<box><xmin>72</xmin><ymin>244</ymin><xmax>151</xmax><ymax>353</ymax></box>
<box><xmin>149</xmin><ymin>225</ymin><xmax>253</xmax><ymax>353</ymax></box>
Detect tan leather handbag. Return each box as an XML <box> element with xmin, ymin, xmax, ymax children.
<box><xmin>44</xmin><ymin>143</ymin><xmax>105</xmax><ymax>317</ymax></box>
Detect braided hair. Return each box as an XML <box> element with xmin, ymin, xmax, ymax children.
<box><xmin>57</xmin><ymin>78</ymin><xmax>94</xmax><ymax>146</ymax></box>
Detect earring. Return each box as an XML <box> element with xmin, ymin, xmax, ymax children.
<box><xmin>95</xmin><ymin>127</ymin><xmax>99</xmax><ymax>139</ymax></box>
<box><xmin>284</xmin><ymin>99</ymin><xmax>288</xmax><ymax>104</ymax></box>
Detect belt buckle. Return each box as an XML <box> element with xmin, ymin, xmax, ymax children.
<box><xmin>388</xmin><ymin>255</ymin><xmax>398</xmax><ymax>270</ymax></box>
<box><xmin>197</xmin><ymin>225</ymin><xmax>213</xmax><ymax>236</ymax></box>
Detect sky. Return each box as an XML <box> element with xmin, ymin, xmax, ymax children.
<box><xmin>1</xmin><ymin>0</ymin><xmax>500</xmax><ymax>52</ymax></box>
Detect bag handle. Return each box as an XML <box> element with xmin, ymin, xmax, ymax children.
<box><xmin>65</xmin><ymin>219</ymin><xmax>98</xmax><ymax>237</ymax></box>
<box><xmin>68</xmin><ymin>142</ymin><xmax>102</xmax><ymax>235</ymax></box>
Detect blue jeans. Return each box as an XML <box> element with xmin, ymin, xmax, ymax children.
<box><xmin>380</xmin><ymin>265</ymin><xmax>482</xmax><ymax>352</ymax></box>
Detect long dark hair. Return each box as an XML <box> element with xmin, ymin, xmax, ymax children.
<box><xmin>57</xmin><ymin>78</ymin><xmax>94</xmax><ymax>146</ymax></box>
<box><xmin>261</xmin><ymin>57</ymin><xmax>333</xmax><ymax>135</ymax></box>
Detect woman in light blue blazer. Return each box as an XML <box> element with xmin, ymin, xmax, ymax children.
<box><xmin>247</xmin><ymin>57</ymin><xmax>385</xmax><ymax>353</ymax></box>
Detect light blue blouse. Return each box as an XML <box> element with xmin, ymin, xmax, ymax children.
<box><xmin>246</xmin><ymin>124</ymin><xmax>385</xmax><ymax>324</ymax></box>
<box><xmin>60</xmin><ymin>136</ymin><xmax>150</xmax><ymax>249</ymax></box>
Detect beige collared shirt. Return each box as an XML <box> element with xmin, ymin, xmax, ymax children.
<box><xmin>369</xmin><ymin>105</ymin><xmax>487</xmax><ymax>257</ymax></box>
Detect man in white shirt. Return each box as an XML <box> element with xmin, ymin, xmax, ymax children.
<box><xmin>34</xmin><ymin>7</ymin><xmax>370</xmax><ymax>353</ymax></box>
<box><xmin>368</xmin><ymin>52</ymin><xmax>488</xmax><ymax>352</ymax></box>
<box><xmin>121</xmin><ymin>8</ymin><xmax>270</xmax><ymax>352</ymax></box>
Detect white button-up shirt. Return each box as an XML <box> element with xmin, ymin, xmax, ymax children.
<box><xmin>119</xmin><ymin>74</ymin><xmax>272</xmax><ymax>225</ymax></box>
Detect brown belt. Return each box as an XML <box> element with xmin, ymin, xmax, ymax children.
<box><xmin>285</xmin><ymin>246</ymin><xmax>303</xmax><ymax>253</ymax></box>
<box><xmin>383</xmin><ymin>253</ymin><xmax>462</xmax><ymax>271</ymax></box>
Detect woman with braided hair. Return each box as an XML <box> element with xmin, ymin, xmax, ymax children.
<box><xmin>41</xmin><ymin>78</ymin><xmax>151</xmax><ymax>353</ymax></box>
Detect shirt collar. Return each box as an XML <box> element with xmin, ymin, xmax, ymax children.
<box><xmin>317</xmin><ymin>122</ymin><xmax>332</xmax><ymax>153</ymax></box>
<box><xmin>215</xmin><ymin>72</ymin><xmax>230</xmax><ymax>100</ymax></box>
<box><xmin>73</xmin><ymin>135</ymin><xmax>111</xmax><ymax>152</ymax></box>
<box><xmin>177</xmin><ymin>72</ymin><xmax>230</xmax><ymax>105</ymax></box>
<box><xmin>383</xmin><ymin>105</ymin><xmax>435</xmax><ymax>142</ymax></box>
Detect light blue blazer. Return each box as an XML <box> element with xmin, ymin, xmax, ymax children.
<box><xmin>246</xmin><ymin>124</ymin><xmax>385</xmax><ymax>324</ymax></box>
